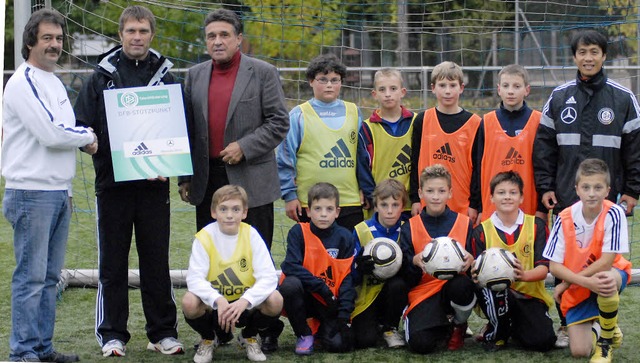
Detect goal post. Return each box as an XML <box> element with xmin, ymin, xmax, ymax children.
<box><xmin>56</xmin><ymin>269</ymin><xmax>640</xmax><ymax>289</ymax></box>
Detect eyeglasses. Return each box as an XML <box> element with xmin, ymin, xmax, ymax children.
<box><xmin>315</xmin><ymin>77</ymin><xmax>342</xmax><ymax>85</ymax></box>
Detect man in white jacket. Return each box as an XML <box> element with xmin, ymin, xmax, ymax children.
<box><xmin>1</xmin><ymin>8</ymin><xmax>96</xmax><ymax>363</ymax></box>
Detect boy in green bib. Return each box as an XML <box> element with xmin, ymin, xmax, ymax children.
<box><xmin>468</xmin><ymin>171</ymin><xmax>555</xmax><ymax>352</ymax></box>
<box><xmin>277</xmin><ymin>54</ymin><xmax>367</xmax><ymax>231</ymax></box>
<box><xmin>351</xmin><ymin>178</ymin><xmax>409</xmax><ymax>349</ymax></box>
<box><xmin>182</xmin><ymin>185</ymin><xmax>283</xmax><ymax>362</ymax></box>
<box><xmin>359</xmin><ymin>68</ymin><xmax>415</xmax><ymax>220</ymax></box>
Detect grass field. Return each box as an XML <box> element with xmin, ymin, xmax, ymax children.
<box><xmin>1</xmin><ymin>153</ymin><xmax>640</xmax><ymax>362</ymax></box>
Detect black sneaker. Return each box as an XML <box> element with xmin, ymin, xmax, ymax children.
<box><xmin>482</xmin><ymin>339</ymin><xmax>506</xmax><ymax>352</ymax></box>
<box><xmin>259</xmin><ymin>318</ymin><xmax>284</xmax><ymax>353</ymax></box>
<box><xmin>217</xmin><ymin>330</ymin><xmax>234</xmax><ymax>345</ymax></box>
<box><xmin>261</xmin><ymin>336</ymin><xmax>279</xmax><ymax>353</ymax></box>
<box><xmin>39</xmin><ymin>351</ymin><xmax>79</xmax><ymax>363</ymax></box>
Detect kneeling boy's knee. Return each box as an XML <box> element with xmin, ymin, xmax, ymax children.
<box><xmin>279</xmin><ymin>276</ymin><xmax>303</xmax><ymax>298</ymax></box>
<box><xmin>354</xmin><ymin>331</ymin><xmax>377</xmax><ymax>349</ymax></box>
<box><xmin>570</xmin><ymin>345</ymin><xmax>591</xmax><ymax>358</ymax></box>
<box><xmin>181</xmin><ymin>292</ymin><xmax>204</xmax><ymax>317</ymax></box>
<box><xmin>524</xmin><ymin>335</ymin><xmax>556</xmax><ymax>352</ymax></box>
<box><xmin>323</xmin><ymin>332</ymin><xmax>353</xmax><ymax>353</ymax></box>
<box><xmin>408</xmin><ymin>335</ymin><xmax>437</xmax><ymax>354</ymax></box>
<box><xmin>260</xmin><ymin>290</ymin><xmax>283</xmax><ymax>316</ymax></box>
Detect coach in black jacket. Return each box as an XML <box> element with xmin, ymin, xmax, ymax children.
<box><xmin>534</xmin><ymin>29</ymin><xmax>640</xmax><ymax>215</ymax></box>
<box><xmin>74</xmin><ymin>6</ymin><xmax>181</xmax><ymax>354</ymax></box>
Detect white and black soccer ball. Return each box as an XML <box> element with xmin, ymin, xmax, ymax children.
<box><xmin>363</xmin><ymin>237</ymin><xmax>403</xmax><ymax>280</ymax></box>
<box><xmin>421</xmin><ymin>237</ymin><xmax>466</xmax><ymax>280</ymax></box>
<box><xmin>474</xmin><ymin>247</ymin><xmax>517</xmax><ymax>291</ymax></box>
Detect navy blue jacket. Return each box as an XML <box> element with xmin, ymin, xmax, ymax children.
<box><xmin>281</xmin><ymin>222</ymin><xmax>356</xmax><ymax>319</ymax></box>
<box><xmin>534</xmin><ymin>69</ymin><xmax>640</xmax><ymax>212</ymax></box>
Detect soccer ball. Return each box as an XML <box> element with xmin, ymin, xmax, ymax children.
<box><xmin>421</xmin><ymin>237</ymin><xmax>466</xmax><ymax>280</ymax></box>
<box><xmin>474</xmin><ymin>247</ymin><xmax>517</xmax><ymax>291</ymax></box>
<box><xmin>363</xmin><ymin>237</ymin><xmax>403</xmax><ymax>280</ymax></box>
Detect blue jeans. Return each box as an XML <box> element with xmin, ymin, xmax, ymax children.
<box><xmin>3</xmin><ymin>189</ymin><xmax>71</xmax><ymax>361</ymax></box>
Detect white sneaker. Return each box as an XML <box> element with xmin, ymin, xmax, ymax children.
<box><xmin>383</xmin><ymin>329</ymin><xmax>406</xmax><ymax>348</ymax></box>
<box><xmin>237</xmin><ymin>334</ymin><xmax>262</xmax><ymax>347</ymax></box>
<box><xmin>555</xmin><ymin>326</ymin><xmax>569</xmax><ymax>348</ymax></box>
<box><xmin>102</xmin><ymin>339</ymin><xmax>126</xmax><ymax>357</ymax></box>
<box><xmin>241</xmin><ymin>336</ymin><xmax>266</xmax><ymax>362</ymax></box>
<box><xmin>193</xmin><ymin>338</ymin><xmax>218</xmax><ymax>363</ymax></box>
<box><xmin>465</xmin><ymin>326</ymin><xmax>474</xmax><ymax>337</ymax></box>
<box><xmin>147</xmin><ymin>337</ymin><xmax>185</xmax><ymax>355</ymax></box>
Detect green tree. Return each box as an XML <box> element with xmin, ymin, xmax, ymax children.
<box><xmin>409</xmin><ymin>0</ymin><xmax>513</xmax><ymax>66</ymax></box>
<box><xmin>603</xmin><ymin>0</ymin><xmax>638</xmax><ymax>58</ymax></box>
<box><xmin>519</xmin><ymin>0</ymin><xmax>637</xmax><ymax>62</ymax></box>
<box><xmin>4</xmin><ymin>1</ymin><xmax>15</xmax><ymax>69</ymax></box>
<box><xmin>243</xmin><ymin>0</ymin><xmax>344</xmax><ymax>67</ymax></box>
<box><xmin>62</xmin><ymin>0</ymin><xmax>204</xmax><ymax>66</ymax></box>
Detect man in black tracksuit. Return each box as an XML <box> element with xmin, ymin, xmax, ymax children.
<box><xmin>74</xmin><ymin>6</ymin><xmax>182</xmax><ymax>356</ymax></box>
<box><xmin>534</xmin><ymin>29</ymin><xmax>640</xmax><ymax>215</ymax></box>
<box><xmin>532</xmin><ymin>29</ymin><xmax>640</xmax><ymax>348</ymax></box>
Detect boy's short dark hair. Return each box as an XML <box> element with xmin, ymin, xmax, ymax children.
<box><xmin>431</xmin><ymin>61</ymin><xmax>464</xmax><ymax>85</ymax></box>
<box><xmin>204</xmin><ymin>8</ymin><xmax>243</xmax><ymax>35</ymax></box>
<box><xmin>490</xmin><ymin>171</ymin><xmax>524</xmax><ymax>195</ymax></box>
<box><xmin>571</xmin><ymin>29</ymin><xmax>607</xmax><ymax>56</ymax></box>
<box><xmin>419</xmin><ymin>164</ymin><xmax>452</xmax><ymax>188</ymax></box>
<box><xmin>308</xmin><ymin>182</ymin><xmax>340</xmax><ymax>207</ymax></box>
<box><xmin>498</xmin><ymin>64</ymin><xmax>529</xmax><ymax>86</ymax></box>
<box><xmin>575</xmin><ymin>158</ymin><xmax>610</xmax><ymax>186</ymax></box>
<box><xmin>373</xmin><ymin>179</ymin><xmax>409</xmax><ymax>208</ymax></box>
<box><xmin>22</xmin><ymin>8</ymin><xmax>66</xmax><ymax>60</ymax></box>
<box><xmin>119</xmin><ymin>5</ymin><xmax>156</xmax><ymax>34</ymax></box>
<box><xmin>306</xmin><ymin>54</ymin><xmax>347</xmax><ymax>82</ymax></box>
<box><xmin>211</xmin><ymin>185</ymin><xmax>249</xmax><ymax>211</ymax></box>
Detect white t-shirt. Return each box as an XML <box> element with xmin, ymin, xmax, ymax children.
<box><xmin>543</xmin><ymin>201</ymin><xmax>629</xmax><ymax>264</ymax></box>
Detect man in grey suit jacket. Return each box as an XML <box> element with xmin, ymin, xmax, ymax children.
<box><xmin>178</xmin><ymin>8</ymin><xmax>288</xmax><ymax>252</ymax></box>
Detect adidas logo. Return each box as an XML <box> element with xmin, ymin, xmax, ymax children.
<box><xmin>210</xmin><ymin>267</ymin><xmax>250</xmax><ymax>297</ymax></box>
<box><xmin>566</xmin><ymin>96</ymin><xmax>577</xmax><ymax>104</ymax></box>
<box><xmin>501</xmin><ymin>147</ymin><xmax>525</xmax><ymax>166</ymax></box>
<box><xmin>131</xmin><ymin>142</ymin><xmax>152</xmax><ymax>156</ymax></box>
<box><xmin>432</xmin><ymin>143</ymin><xmax>455</xmax><ymax>163</ymax></box>
<box><xmin>318</xmin><ymin>266</ymin><xmax>336</xmax><ymax>288</ymax></box>
<box><xmin>389</xmin><ymin>144</ymin><xmax>412</xmax><ymax>178</ymax></box>
<box><xmin>319</xmin><ymin>139</ymin><xmax>355</xmax><ymax>168</ymax></box>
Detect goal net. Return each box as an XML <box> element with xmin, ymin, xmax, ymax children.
<box><xmin>12</xmin><ymin>0</ymin><xmax>640</xmax><ymax>288</ymax></box>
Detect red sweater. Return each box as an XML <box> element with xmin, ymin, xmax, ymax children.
<box><xmin>208</xmin><ymin>51</ymin><xmax>241</xmax><ymax>157</ymax></box>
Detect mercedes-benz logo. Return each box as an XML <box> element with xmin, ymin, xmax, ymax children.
<box><xmin>167</xmin><ymin>140</ymin><xmax>175</xmax><ymax>147</ymax></box>
<box><xmin>560</xmin><ymin>107</ymin><xmax>577</xmax><ymax>124</ymax></box>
